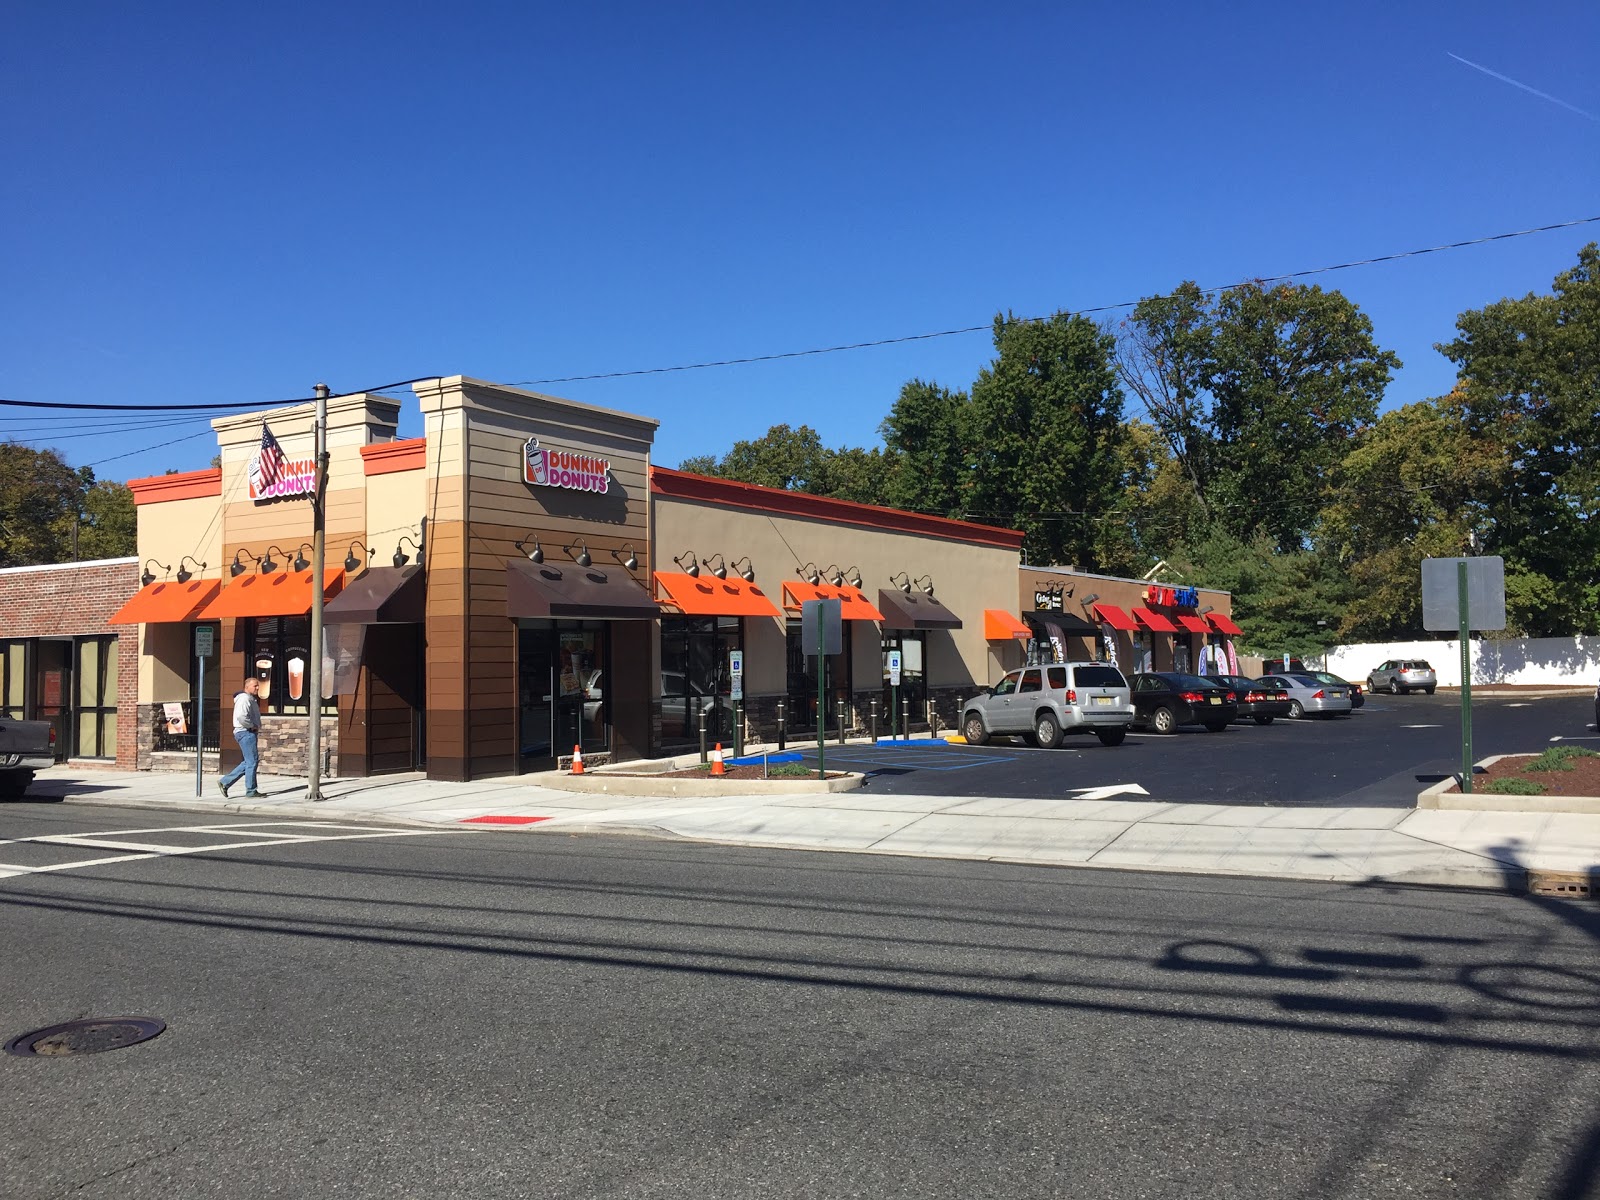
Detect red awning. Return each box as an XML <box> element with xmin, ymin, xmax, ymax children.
<box><xmin>654</xmin><ymin>571</ymin><xmax>784</xmax><ymax>618</ymax></box>
<box><xmin>1207</xmin><ymin>612</ymin><xmax>1244</xmax><ymax>635</ymax></box>
<box><xmin>200</xmin><ymin>568</ymin><xmax>345</xmax><ymax>619</ymax></box>
<box><xmin>109</xmin><ymin>578</ymin><xmax>222</xmax><ymax>624</ymax></box>
<box><xmin>1175</xmin><ymin>614</ymin><xmax>1212</xmax><ymax>634</ymax></box>
<box><xmin>984</xmin><ymin>609</ymin><xmax>1032</xmax><ymax>641</ymax></box>
<box><xmin>1132</xmin><ymin>607</ymin><xmax>1178</xmax><ymax>633</ymax></box>
<box><xmin>1091</xmin><ymin>603</ymin><xmax>1140</xmax><ymax>632</ymax></box>
<box><xmin>781</xmin><ymin>581</ymin><xmax>885</xmax><ymax>622</ymax></box>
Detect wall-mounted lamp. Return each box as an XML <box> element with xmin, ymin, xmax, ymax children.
<box><xmin>563</xmin><ymin>539</ymin><xmax>590</xmax><ymax>568</ymax></box>
<box><xmin>673</xmin><ymin>552</ymin><xmax>699</xmax><ymax>578</ymax></box>
<box><xmin>260</xmin><ymin>545</ymin><xmax>291</xmax><ymax>574</ymax></box>
<box><xmin>914</xmin><ymin>574</ymin><xmax>936</xmax><ymax>597</ymax></box>
<box><xmin>393</xmin><ymin>535</ymin><xmax>423</xmax><ymax>569</ymax></box>
<box><xmin>797</xmin><ymin>562</ymin><xmax>821</xmax><ymax>585</ymax></box>
<box><xmin>1079</xmin><ymin>592</ymin><xmax>1101</xmax><ymax>609</ymax></box>
<box><xmin>344</xmin><ymin>541</ymin><xmax>374</xmax><ymax>574</ymax></box>
<box><xmin>703</xmin><ymin>553</ymin><xmax>728</xmax><ymax>580</ymax></box>
<box><xmin>843</xmin><ymin>566</ymin><xmax>862</xmax><ymax>589</ymax></box>
<box><xmin>823</xmin><ymin>563</ymin><xmax>844</xmax><ymax>587</ymax></box>
<box><xmin>612</xmin><ymin>543</ymin><xmax>639</xmax><ymax>571</ymax></box>
<box><xmin>514</xmin><ymin>535</ymin><xmax>544</xmax><ymax>564</ymax></box>
<box><xmin>730</xmin><ymin>556</ymin><xmax>755</xmax><ymax>582</ymax></box>
<box><xmin>292</xmin><ymin>542</ymin><xmax>315</xmax><ymax>573</ymax></box>
<box><xmin>889</xmin><ymin>571</ymin><xmax>912</xmax><ymax>594</ymax></box>
<box><xmin>141</xmin><ymin>559</ymin><xmax>170</xmax><ymax>587</ymax></box>
<box><xmin>1199</xmin><ymin>605</ymin><xmax>1214</xmax><ymax>616</ymax></box>
<box><xmin>176</xmin><ymin>556</ymin><xmax>206</xmax><ymax>584</ymax></box>
<box><xmin>229</xmin><ymin>549</ymin><xmax>262</xmax><ymax>578</ymax></box>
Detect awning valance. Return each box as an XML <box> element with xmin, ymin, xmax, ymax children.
<box><xmin>1090</xmin><ymin>603</ymin><xmax>1140</xmax><ymax>632</ymax></box>
<box><xmin>1132</xmin><ymin>606</ymin><xmax>1178</xmax><ymax>633</ymax></box>
<box><xmin>1025</xmin><ymin>610</ymin><xmax>1100</xmax><ymax>639</ymax></box>
<box><xmin>781</xmin><ymin>581</ymin><xmax>885</xmax><ymax>622</ymax></box>
<box><xmin>654</xmin><ymin>571</ymin><xmax>784</xmax><ymax>619</ymax></box>
<box><xmin>109</xmin><ymin>578</ymin><xmax>222</xmax><ymax>625</ymax></box>
<box><xmin>200</xmin><ymin>568</ymin><xmax>344</xmax><ymax>619</ymax></box>
<box><xmin>323</xmin><ymin>565</ymin><xmax>424</xmax><ymax>624</ymax></box>
<box><xmin>1207</xmin><ymin>612</ymin><xmax>1244</xmax><ymax>635</ymax></box>
<box><xmin>983</xmin><ymin>609</ymin><xmax>1033</xmax><ymax>641</ymax></box>
<box><xmin>1175</xmin><ymin>614</ymin><xmax>1211</xmax><ymax>634</ymax></box>
<box><xmin>507</xmin><ymin>559</ymin><xmax>661</xmax><ymax>620</ymax></box>
<box><xmin>876</xmin><ymin>588</ymin><xmax>962</xmax><ymax>630</ymax></box>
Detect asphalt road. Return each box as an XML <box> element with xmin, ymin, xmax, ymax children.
<box><xmin>3</xmin><ymin>802</ymin><xmax>1598</xmax><ymax>1199</ymax></box>
<box><xmin>799</xmin><ymin>693</ymin><xmax>1596</xmax><ymax>807</ymax></box>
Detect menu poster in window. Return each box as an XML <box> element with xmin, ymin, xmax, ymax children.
<box><xmin>163</xmin><ymin>702</ymin><xmax>187</xmax><ymax>734</ymax></box>
<box><xmin>252</xmin><ymin>644</ymin><xmax>275</xmax><ymax>702</ymax></box>
<box><xmin>285</xmin><ymin>643</ymin><xmax>309</xmax><ymax>703</ymax></box>
<box><xmin>558</xmin><ymin>634</ymin><xmax>588</xmax><ymax>697</ymax></box>
<box><xmin>42</xmin><ymin>670</ymin><xmax>63</xmax><ymax>709</ymax></box>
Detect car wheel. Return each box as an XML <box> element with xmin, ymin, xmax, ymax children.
<box><xmin>1254</xmin><ymin>715</ymin><xmax>1274</xmax><ymax>725</ymax></box>
<box><xmin>1095</xmin><ymin>728</ymin><xmax>1127</xmax><ymax>747</ymax></box>
<box><xmin>962</xmin><ymin>713</ymin><xmax>989</xmax><ymax>746</ymax></box>
<box><xmin>1425</xmin><ymin>687</ymin><xmax>1436</xmax><ymax>695</ymax></box>
<box><xmin>1034</xmin><ymin>711</ymin><xmax>1062</xmax><ymax>749</ymax></box>
<box><xmin>0</xmin><ymin>770</ymin><xmax>33</xmax><ymax>801</ymax></box>
<box><xmin>1390</xmin><ymin>680</ymin><xmax>1402</xmax><ymax>695</ymax></box>
<box><xmin>1151</xmin><ymin>706</ymin><xmax>1177</xmax><ymax>734</ymax></box>
<box><xmin>1288</xmin><ymin>700</ymin><xmax>1305</xmax><ymax>719</ymax></box>
<box><xmin>1203</xmin><ymin>721</ymin><xmax>1228</xmax><ymax>733</ymax></box>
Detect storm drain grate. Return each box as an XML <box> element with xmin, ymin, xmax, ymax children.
<box><xmin>5</xmin><ymin>1017</ymin><xmax>166</xmax><ymax>1057</ymax></box>
<box><xmin>1527</xmin><ymin>871</ymin><xmax>1595</xmax><ymax>900</ymax></box>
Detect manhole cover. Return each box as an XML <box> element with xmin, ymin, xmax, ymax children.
<box><xmin>5</xmin><ymin>1017</ymin><xmax>166</xmax><ymax>1058</ymax></box>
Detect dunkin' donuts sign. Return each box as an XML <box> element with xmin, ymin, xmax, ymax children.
<box><xmin>248</xmin><ymin>422</ymin><xmax>317</xmax><ymax>502</ymax></box>
<box><xmin>524</xmin><ymin>436</ymin><xmax>610</xmax><ymax>494</ymax></box>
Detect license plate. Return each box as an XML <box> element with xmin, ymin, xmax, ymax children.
<box><xmin>1208</xmin><ymin>696</ymin><xmax>1220</xmax><ymax>705</ymax></box>
<box><xmin>1330</xmin><ymin>690</ymin><xmax>1344</xmax><ymax>698</ymax></box>
<box><xmin>1092</xmin><ymin>695</ymin><xmax>1113</xmax><ymax>706</ymax></box>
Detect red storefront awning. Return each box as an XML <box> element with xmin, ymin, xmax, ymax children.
<box><xmin>983</xmin><ymin>609</ymin><xmax>1032</xmax><ymax>641</ymax></box>
<box><xmin>654</xmin><ymin>571</ymin><xmax>784</xmax><ymax>619</ymax></box>
<box><xmin>1132</xmin><ymin>606</ymin><xmax>1178</xmax><ymax>633</ymax></box>
<box><xmin>1091</xmin><ymin>603</ymin><xmax>1140</xmax><ymax>632</ymax></box>
<box><xmin>109</xmin><ymin>578</ymin><xmax>222</xmax><ymax>624</ymax></box>
<box><xmin>1207</xmin><ymin>612</ymin><xmax>1244</xmax><ymax>635</ymax></box>
<box><xmin>200</xmin><ymin>569</ymin><xmax>345</xmax><ymax>619</ymax></box>
<box><xmin>1175</xmin><ymin>614</ymin><xmax>1212</xmax><ymax>634</ymax></box>
<box><xmin>781</xmin><ymin>581</ymin><xmax>885</xmax><ymax>621</ymax></box>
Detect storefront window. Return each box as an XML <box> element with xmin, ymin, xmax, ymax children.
<box><xmin>1</xmin><ymin>641</ymin><xmax>24</xmax><ymax>719</ymax></box>
<box><xmin>74</xmin><ymin>636</ymin><xmax>118</xmax><ymax>758</ymax></box>
<box><xmin>519</xmin><ymin>620</ymin><xmax>608</xmax><ymax>767</ymax></box>
<box><xmin>881</xmin><ymin>632</ymin><xmax>926</xmax><ymax>733</ymax></box>
<box><xmin>246</xmin><ymin>617</ymin><xmax>336</xmax><ymax>716</ymax></box>
<box><xmin>660</xmin><ymin>617</ymin><xmax>741</xmax><ymax>751</ymax></box>
<box><xmin>785</xmin><ymin>620</ymin><xmax>852</xmax><ymax>738</ymax></box>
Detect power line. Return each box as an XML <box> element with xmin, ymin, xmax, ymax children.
<box><xmin>0</xmin><ymin>377</ymin><xmax>440</xmax><ymax>414</ymax></box>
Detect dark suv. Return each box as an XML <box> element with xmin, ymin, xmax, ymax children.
<box><xmin>1129</xmin><ymin>672</ymin><xmax>1238</xmax><ymax>733</ymax></box>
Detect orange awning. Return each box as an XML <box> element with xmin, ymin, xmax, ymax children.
<box><xmin>1091</xmin><ymin>603</ymin><xmax>1140</xmax><ymax>632</ymax></box>
<box><xmin>984</xmin><ymin>609</ymin><xmax>1032</xmax><ymax>641</ymax></box>
<box><xmin>781</xmin><ymin>581</ymin><xmax>886</xmax><ymax>621</ymax></box>
<box><xmin>1207</xmin><ymin>612</ymin><xmax>1244</xmax><ymax>635</ymax></box>
<box><xmin>1132</xmin><ymin>606</ymin><xmax>1178</xmax><ymax>633</ymax></box>
<box><xmin>654</xmin><ymin>571</ymin><xmax>784</xmax><ymax>618</ymax></box>
<box><xmin>199</xmin><ymin>568</ymin><xmax>345</xmax><ymax>619</ymax></box>
<box><xmin>1175</xmin><ymin>614</ymin><xmax>1212</xmax><ymax>634</ymax></box>
<box><xmin>109</xmin><ymin>578</ymin><xmax>222</xmax><ymax>624</ymax></box>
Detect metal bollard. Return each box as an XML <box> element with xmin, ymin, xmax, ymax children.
<box><xmin>735</xmin><ymin>700</ymin><xmax>744</xmax><ymax>759</ymax></box>
<box><xmin>699</xmin><ymin>705</ymin><xmax>707</xmax><ymax>764</ymax></box>
<box><xmin>837</xmin><ymin>700</ymin><xmax>847</xmax><ymax>745</ymax></box>
<box><xmin>901</xmin><ymin>695</ymin><xmax>909</xmax><ymax>740</ymax></box>
<box><xmin>870</xmin><ymin>697</ymin><xmax>878</xmax><ymax>745</ymax></box>
<box><xmin>776</xmin><ymin>700</ymin><xmax>786</xmax><ymax>752</ymax></box>
<box><xmin>927</xmin><ymin>700</ymin><xmax>939</xmax><ymax>739</ymax></box>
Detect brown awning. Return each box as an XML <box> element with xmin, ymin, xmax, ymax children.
<box><xmin>506</xmin><ymin>559</ymin><xmax>662</xmax><ymax>620</ymax></box>
<box><xmin>323</xmin><ymin>565</ymin><xmax>424</xmax><ymax>624</ymax></box>
<box><xmin>876</xmin><ymin>588</ymin><xmax>963</xmax><ymax>630</ymax></box>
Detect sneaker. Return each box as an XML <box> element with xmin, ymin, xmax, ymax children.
<box><xmin>243</xmin><ymin>791</ymin><xmax>264</xmax><ymax>798</ymax></box>
<box><xmin>217</xmin><ymin>781</ymin><xmax>229</xmax><ymax>798</ymax></box>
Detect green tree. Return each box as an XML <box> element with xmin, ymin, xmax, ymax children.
<box><xmin>1174</xmin><ymin>528</ymin><xmax>1353</xmax><ymax>659</ymax></box>
<box><xmin>878</xmin><ymin>380</ymin><xmax>971</xmax><ymax>516</ymax></box>
<box><xmin>964</xmin><ymin>311</ymin><xmax>1127</xmax><ymax>568</ymax></box>
<box><xmin>677</xmin><ymin>425</ymin><xmax>888</xmax><ymax>505</ymax></box>
<box><xmin>78</xmin><ymin>480</ymin><xmax>138</xmax><ymax>561</ymax></box>
<box><xmin>0</xmin><ymin>443</ymin><xmax>135</xmax><ymax>567</ymax></box>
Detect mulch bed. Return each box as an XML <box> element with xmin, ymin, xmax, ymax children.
<box><xmin>1449</xmin><ymin>750</ymin><xmax>1600</xmax><ymax>796</ymax></box>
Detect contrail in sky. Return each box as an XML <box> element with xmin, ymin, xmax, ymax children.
<box><xmin>1447</xmin><ymin>52</ymin><xmax>1599</xmax><ymax>122</ymax></box>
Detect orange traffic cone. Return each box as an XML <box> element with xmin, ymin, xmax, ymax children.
<box><xmin>570</xmin><ymin>744</ymin><xmax>584</xmax><ymax>775</ymax></box>
<box><xmin>710</xmin><ymin>743</ymin><xmax>726</xmax><ymax>777</ymax></box>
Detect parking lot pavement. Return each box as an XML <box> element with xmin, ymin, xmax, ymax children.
<box><xmin>801</xmin><ymin>693</ymin><xmax>1592</xmax><ymax>808</ymax></box>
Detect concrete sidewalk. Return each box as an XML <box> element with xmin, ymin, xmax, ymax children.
<box><xmin>19</xmin><ymin>766</ymin><xmax>1600</xmax><ymax>894</ymax></box>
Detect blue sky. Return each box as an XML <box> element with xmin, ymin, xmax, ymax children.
<box><xmin>3</xmin><ymin>1</ymin><xmax>1596</xmax><ymax>484</ymax></box>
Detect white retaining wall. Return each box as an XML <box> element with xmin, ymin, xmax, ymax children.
<box><xmin>1327</xmin><ymin>637</ymin><xmax>1600</xmax><ymax>687</ymax></box>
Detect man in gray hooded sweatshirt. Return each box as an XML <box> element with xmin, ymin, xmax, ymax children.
<box><xmin>218</xmin><ymin>676</ymin><xmax>263</xmax><ymax>798</ymax></box>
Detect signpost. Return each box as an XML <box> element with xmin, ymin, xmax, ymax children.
<box><xmin>1421</xmin><ymin>556</ymin><xmax>1506</xmax><ymax>794</ymax></box>
<box><xmin>729</xmin><ymin>650</ymin><xmax>744</xmax><ymax>758</ymax></box>
<box><xmin>193</xmin><ymin>625</ymin><xmax>214</xmax><ymax>797</ymax></box>
<box><xmin>887</xmin><ymin>649</ymin><xmax>902</xmax><ymax>740</ymax></box>
<box><xmin>801</xmin><ymin>598</ymin><xmax>842</xmax><ymax>778</ymax></box>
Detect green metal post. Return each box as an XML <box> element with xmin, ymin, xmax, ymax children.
<box><xmin>1459</xmin><ymin>560</ymin><xmax>1473</xmax><ymax>793</ymax></box>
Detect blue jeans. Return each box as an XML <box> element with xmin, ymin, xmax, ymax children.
<box><xmin>221</xmin><ymin>729</ymin><xmax>259</xmax><ymax>794</ymax></box>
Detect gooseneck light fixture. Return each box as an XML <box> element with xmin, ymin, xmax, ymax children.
<box><xmin>730</xmin><ymin>556</ymin><xmax>755</xmax><ymax>582</ymax></box>
<box><xmin>141</xmin><ymin>559</ymin><xmax>170</xmax><ymax>587</ymax></box>
<box><xmin>344</xmin><ymin>541</ymin><xmax>374</xmax><ymax>574</ymax></box>
<box><xmin>292</xmin><ymin>542</ymin><xmax>315</xmax><ymax>573</ymax></box>
<box><xmin>176</xmin><ymin>556</ymin><xmax>206</xmax><ymax>584</ymax></box>
<box><xmin>843</xmin><ymin>566</ymin><xmax>862</xmax><ymax>589</ymax></box>
<box><xmin>229</xmin><ymin>549</ymin><xmax>262</xmax><ymax>578</ymax></box>
<box><xmin>611</xmin><ymin>543</ymin><xmax>639</xmax><ymax>571</ymax></box>
<box><xmin>562</xmin><ymin>538</ymin><xmax>591</xmax><ymax>568</ymax></box>
<box><xmin>514</xmin><ymin>535</ymin><xmax>544</xmax><ymax>564</ymax></box>
<box><xmin>703</xmin><ymin>553</ymin><xmax>728</xmax><ymax>580</ymax></box>
<box><xmin>914</xmin><ymin>574</ymin><xmax>936</xmax><ymax>597</ymax></box>
<box><xmin>260</xmin><ymin>545</ymin><xmax>291</xmax><ymax>574</ymax></box>
<box><xmin>797</xmin><ymin>562</ymin><xmax>821</xmax><ymax>585</ymax></box>
<box><xmin>393</xmin><ymin>535</ymin><xmax>424</xmax><ymax>569</ymax></box>
<box><xmin>1079</xmin><ymin>592</ymin><xmax>1101</xmax><ymax>610</ymax></box>
<box><xmin>889</xmin><ymin>571</ymin><xmax>912</xmax><ymax>594</ymax></box>
<box><xmin>673</xmin><ymin>552</ymin><xmax>699</xmax><ymax>578</ymax></box>
<box><xmin>823</xmin><ymin>564</ymin><xmax>845</xmax><ymax>587</ymax></box>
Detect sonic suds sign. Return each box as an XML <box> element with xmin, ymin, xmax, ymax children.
<box><xmin>524</xmin><ymin>436</ymin><xmax>610</xmax><ymax>493</ymax></box>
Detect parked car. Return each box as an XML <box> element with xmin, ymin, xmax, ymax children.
<box><xmin>1307</xmin><ymin>671</ymin><xmax>1364</xmax><ymax>709</ymax></box>
<box><xmin>1212</xmin><ymin>674</ymin><xmax>1292</xmax><ymax>725</ymax></box>
<box><xmin>1593</xmin><ymin>676</ymin><xmax>1598</xmax><ymax>731</ymax></box>
<box><xmin>0</xmin><ymin>718</ymin><xmax>56</xmax><ymax>799</ymax></box>
<box><xmin>1260</xmin><ymin>657</ymin><xmax>1308</xmax><ymax>675</ymax></box>
<box><xmin>1257</xmin><ymin>674</ymin><xmax>1354</xmax><ymax>719</ymax></box>
<box><xmin>961</xmin><ymin>662</ymin><xmax>1134</xmax><ymax>748</ymax></box>
<box><xmin>1129</xmin><ymin>672</ymin><xmax>1238</xmax><ymax>733</ymax></box>
<box><xmin>1367</xmin><ymin>660</ymin><xmax>1437</xmax><ymax>695</ymax></box>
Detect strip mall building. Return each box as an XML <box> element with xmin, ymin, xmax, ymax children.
<box><xmin>4</xmin><ymin>377</ymin><xmax>1238</xmax><ymax>779</ymax></box>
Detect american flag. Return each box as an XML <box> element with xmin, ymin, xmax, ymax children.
<box><xmin>250</xmin><ymin>423</ymin><xmax>287</xmax><ymax>495</ymax></box>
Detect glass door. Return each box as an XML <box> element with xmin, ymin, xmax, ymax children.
<box><xmin>519</xmin><ymin>632</ymin><xmax>555</xmax><ymax>769</ymax></box>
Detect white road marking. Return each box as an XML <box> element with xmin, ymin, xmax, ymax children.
<box><xmin>1505</xmin><ymin>702</ymin><xmax>1531</xmax><ymax>708</ymax></box>
<box><xmin>0</xmin><ymin>821</ymin><xmax>450</xmax><ymax>879</ymax></box>
<box><xmin>1402</xmin><ymin>724</ymin><xmax>1442</xmax><ymax>729</ymax></box>
<box><xmin>1550</xmin><ymin>734</ymin><xmax>1600</xmax><ymax>742</ymax></box>
<box><xmin>1069</xmin><ymin>783</ymin><xmax>1150</xmax><ymax>801</ymax></box>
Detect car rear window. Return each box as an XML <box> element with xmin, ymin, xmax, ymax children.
<box><xmin>1072</xmin><ymin>665</ymin><xmax>1125</xmax><ymax>688</ymax></box>
<box><xmin>1404</xmin><ymin>661</ymin><xmax>1432</xmax><ymax>669</ymax></box>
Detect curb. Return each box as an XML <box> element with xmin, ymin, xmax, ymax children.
<box><xmin>1417</xmin><ymin>753</ymin><xmax>1600</xmax><ymax>813</ymax></box>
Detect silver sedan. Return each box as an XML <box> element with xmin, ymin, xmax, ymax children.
<box><xmin>1256</xmin><ymin>673</ymin><xmax>1354</xmax><ymax>719</ymax></box>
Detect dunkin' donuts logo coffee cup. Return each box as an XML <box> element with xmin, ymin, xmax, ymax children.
<box><xmin>287</xmin><ymin>656</ymin><xmax>305</xmax><ymax>700</ymax></box>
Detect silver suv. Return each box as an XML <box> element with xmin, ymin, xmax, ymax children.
<box><xmin>1367</xmin><ymin>659</ymin><xmax>1437</xmax><ymax>695</ymax></box>
<box><xmin>961</xmin><ymin>662</ymin><xmax>1133</xmax><ymax>748</ymax></box>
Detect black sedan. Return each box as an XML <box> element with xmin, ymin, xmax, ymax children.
<box><xmin>1213</xmin><ymin>674</ymin><xmax>1293</xmax><ymax>725</ymax></box>
<box><xmin>1307</xmin><ymin>671</ymin><xmax>1365</xmax><ymax>709</ymax></box>
<box><xmin>1130</xmin><ymin>672</ymin><xmax>1239</xmax><ymax>733</ymax></box>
